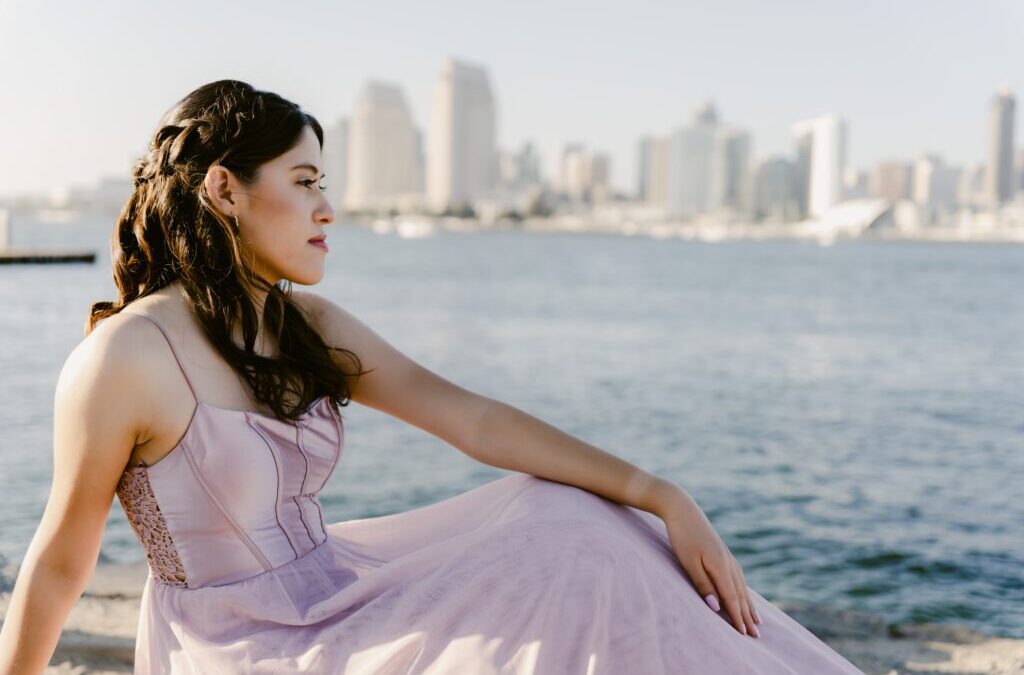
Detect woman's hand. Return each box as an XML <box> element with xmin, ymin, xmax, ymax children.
<box><xmin>657</xmin><ymin>486</ymin><xmax>762</xmax><ymax>638</ymax></box>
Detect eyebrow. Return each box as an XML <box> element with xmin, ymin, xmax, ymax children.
<box><xmin>290</xmin><ymin>163</ymin><xmax>322</xmax><ymax>175</ymax></box>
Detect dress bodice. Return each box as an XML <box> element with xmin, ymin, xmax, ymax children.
<box><xmin>114</xmin><ymin>313</ymin><xmax>345</xmax><ymax>589</ymax></box>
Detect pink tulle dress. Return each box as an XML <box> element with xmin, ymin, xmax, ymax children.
<box><xmin>113</xmin><ymin>312</ymin><xmax>865</xmax><ymax>674</ymax></box>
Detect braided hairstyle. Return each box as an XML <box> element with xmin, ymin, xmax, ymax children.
<box><xmin>88</xmin><ymin>79</ymin><xmax>367</xmax><ymax>422</ymax></box>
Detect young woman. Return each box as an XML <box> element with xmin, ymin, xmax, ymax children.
<box><xmin>0</xmin><ymin>80</ymin><xmax>864</xmax><ymax>674</ymax></box>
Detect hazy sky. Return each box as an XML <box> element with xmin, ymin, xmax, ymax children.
<box><xmin>0</xmin><ymin>0</ymin><xmax>1020</xmax><ymax>199</ymax></box>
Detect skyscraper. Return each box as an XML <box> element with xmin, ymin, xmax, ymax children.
<box><xmin>869</xmin><ymin>161</ymin><xmax>912</xmax><ymax>203</ymax></box>
<box><xmin>413</xmin><ymin>128</ymin><xmax>426</xmax><ymax>195</ymax></box>
<box><xmin>666</xmin><ymin>104</ymin><xmax>717</xmax><ymax>218</ymax></box>
<box><xmin>559</xmin><ymin>143</ymin><xmax>587</xmax><ymax>198</ymax></box>
<box><xmin>1016</xmin><ymin>148</ymin><xmax>1024</xmax><ymax>194</ymax></box>
<box><xmin>711</xmin><ymin>128</ymin><xmax>752</xmax><ymax>212</ymax></box>
<box><xmin>637</xmin><ymin>135</ymin><xmax>671</xmax><ymax>207</ymax></box>
<box><xmin>664</xmin><ymin>102</ymin><xmax>752</xmax><ymax>218</ymax></box>
<box><xmin>343</xmin><ymin>81</ymin><xmax>419</xmax><ymax>211</ymax></box>
<box><xmin>427</xmin><ymin>58</ymin><xmax>497</xmax><ymax>213</ymax></box>
<box><xmin>792</xmin><ymin>114</ymin><xmax>847</xmax><ymax>218</ymax></box>
<box><xmin>637</xmin><ymin>137</ymin><xmax>651</xmax><ymax>200</ymax></box>
<box><xmin>559</xmin><ymin>144</ymin><xmax>610</xmax><ymax>203</ymax></box>
<box><xmin>753</xmin><ymin>157</ymin><xmax>798</xmax><ymax>222</ymax></box>
<box><xmin>912</xmin><ymin>154</ymin><xmax>958</xmax><ymax>210</ymax></box>
<box><xmin>912</xmin><ymin>154</ymin><xmax>960</xmax><ymax>226</ymax></box>
<box><xmin>987</xmin><ymin>86</ymin><xmax>1017</xmax><ymax>206</ymax></box>
<box><xmin>843</xmin><ymin>168</ymin><xmax>868</xmax><ymax>199</ymax></box>
<box><xmin>958</xmin><ymin>162</ymin><xmax>987</xmax><ymax>208</ymax></box>
<box><xmin>498</xmin><ymin>142</ymin><xmax>542</xmax><ymax>191</ymax></box>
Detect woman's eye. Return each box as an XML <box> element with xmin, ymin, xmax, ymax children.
<box><xmin>299</xmin><ymin>179</ymin><xmax>327</xmax><ymax>192</ymax></box>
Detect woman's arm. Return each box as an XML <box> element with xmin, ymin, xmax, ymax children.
<box><xmin>461</xmin><ymin>399</ymin><xmax>681</xmax><ymax>512</ymax></box>
<box><xmin>302</xmin><ymin>292</ymin><xmax>760</xmax><ymax>637</ymax></box>
<box><xmin>0</xmin><ymin>315</ymin><xmax>153</xmax><ymax>675</ymax></box>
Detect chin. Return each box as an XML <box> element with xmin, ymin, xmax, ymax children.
<box><xmin>279</xmin><ymin>264</ymin><xmax>326</xmax><ymax>287</ymax></box>
<box><xmin>288</xmin><ymin>272</ymin><xmax>325</xmax><ymax>286</ymax></box>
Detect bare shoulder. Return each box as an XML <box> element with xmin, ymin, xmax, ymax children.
<box><xmin>289</xmin><ymin>288</ymin><xmax>329</xmax><ymax>324</ymax></box>
<box><xmin>288</xmin><ymin>289</ymin><xmax>379</xmax><ymax>396</ymax></box>
<box><xmin>79</xmin><ymin>307</ymin><xmax>177</xmax><ymax>377</ymax></box>
<box><xmin>71</xmin><ymin>311</ymin><xmax>161</xmax><ymax>392</ymax></box>
<box><xmin>289</xmin><ymin>289</ymin><xmax>364</xmax><ymax>343</ymax></box>
<box><xmin>62</xmin><ymin>311</ymin><xmax>167</xmax><ymax>441</ymax></box>
<box><xmin>48</xmin><ymin>310</ymin><xmax>171</xmax><ymax>508</ymax></box>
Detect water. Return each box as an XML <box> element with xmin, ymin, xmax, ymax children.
<box><xmin>1</xmin><ymin>213</ymin><xmax>1022</xmax><ymax>639</ymax></box>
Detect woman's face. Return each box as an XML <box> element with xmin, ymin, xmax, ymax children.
<box><xmin>233</xmin><ymin>125</ymin><xmax>335</xmax><ymax>286</ymax></box>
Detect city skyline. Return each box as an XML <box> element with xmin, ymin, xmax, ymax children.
<box><xmin>0</xmin><ymin>0</ymin><xmax>1021</xmax><ymax>200</ymax></box>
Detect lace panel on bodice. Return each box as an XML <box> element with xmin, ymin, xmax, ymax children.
<box><xmin>116</xmin><ymin>469</ymin><xmax>189</xmax><ymax>588</ymax></box>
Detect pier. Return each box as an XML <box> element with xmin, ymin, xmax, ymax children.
<box><xmin>0</xmin><ymin>208</ymin><xmax>97</xmax><ymax>264</ymax></box>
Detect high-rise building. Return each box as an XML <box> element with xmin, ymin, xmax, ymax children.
<box><xmin>912</xmin><ymin>154</ymin><xmax>961</xmax><ymax>225</ymax></box>
<box><xmin>958</xmin><ymin>162</ymin><xmax>987</xmax><ymax>208</ymax></box>
<box><xmin>711</xmin><ymin>128</ymin><xmax>752</xmax><ymax>212</ymax></box>
<box><xmin>664</xmin><ymin>102</ymin><xmax>753</xmax><ymax>218</ymax></box>
<box><xmin>753</xmin><ymin>156</ymin><xmax>798</xmax><ymax>222</ymax></box>
<box><xmin>343</xmin><ymin>82</ymin><xmax>418</xmax><ymax>211</ymax></box>
<box><xmin>666</xmin><ymin>103</ymin><xmax>718</xmax><ymax>218</ymax></box>
<box><xmin>560</xmin><ymin>143</ymin><xmax>587</xmax><ymax>198</ymax></box>
<box><xmin>559</xmin><ymin>144</ymin><xmax>610</xmax><ymax>203</ymax></box>
<box><xmin>1016</xmin><ymin>148</ymin><xmax>1024</xmax><ymax>194</ymax></box>
<box><xmin>793</xmin><ymin>132</ymin><xmax>813</xmax><ymax>216</ymax></box>
<box><xmin>589</xmin><ymin>154</ymin><xmax>610</xmax><ymax>191</ymax></box>
<box><xmin>413</xmin><ymin>128</ymin><xmax>425</xmax><ymax>195</ymax></box>
<box><xmin>987</xmin><ymin>86</ymin><xmax>1017</xmax><ymax>206</ymax></box>
<box><xmin>792</xmin><ymin>114</ymin><xmax>847</xmax><ymax>218</ymax></box>
<box><xmin>499</xmin><ymin>142</ymin><xmax>542</xmax><ymax>191</ymax></box>
<box><xmin>637</xmin><ymin>137</ymin><xmax>651</xmax><ymax>199</ymax></box>
<box><xmin>637</xmin><ymin>135</ymin><xmax>671</xmax><ymax>207</ymax></box>
<box><xmin>843</xmin><ymin>168</ymin><xmax>868</xmax><ymax>199</ymax></box>
<box><xmin>913</xmin><ymin>154</ymin><xmax>958</xmax><ymax>210</ymax></box>
<box><xmin>427</xmin><ymin>58</ymin><xmax>497</xmax><ymax>213</ymax></box>
<box><xmin>870</xmin><ymin>161</ymin><xmax>912</xmax><ymax>203</ymax></box>
<box><xmin>322</xmin><ymin>117</ymin><xmax>348</xmax><ymax>212</ymax></box>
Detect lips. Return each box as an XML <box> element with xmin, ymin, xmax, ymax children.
<box><xmin>308</xmin><ymin>234</ymin><xmax>328</xmax><ymax>252</ymax></box>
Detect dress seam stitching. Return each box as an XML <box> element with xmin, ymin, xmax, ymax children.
<box><xmin>180</xmin><ymin>437</ymin><xmax>273</xmax><ymax>571</ymax></box>
<box><xmin>246</xmin><ymin>416</ymin><xmax>301</xmax><ymax>560</ymax></box>
<box><xmin>293</xmin><ymin>425</ymin><xmax>318</xmax><ymax>548</ymax></box>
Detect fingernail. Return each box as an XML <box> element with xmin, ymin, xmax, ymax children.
<box><xmin>704</xmin><ymin>594</ymin><xmax>720</xmax><ymax>612</ymax></box>
<box><xmin>751</xmin><ymin>625</ymin><xmax>760</xmax><ymax>638</ymax></box>
<box><xmin>753</xmin><ymin>609</ymin><xmax>762</xmax><ymax>624</ymax></box>
<box><xmin>740</xmin><ymin>623</ymin><xmax>747</xmax><ymax>635</ymax></box>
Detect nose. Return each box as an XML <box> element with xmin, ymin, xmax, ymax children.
<box><xmin>316</xmin><ymin>194</ymin><xmax>335</xmax><ymax>225</ymax></box>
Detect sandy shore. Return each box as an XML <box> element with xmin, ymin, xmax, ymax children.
<box><xmin>2</xmin><ymin>561</ymin><xmax>1021</xmax><ymax>674</ymax></box>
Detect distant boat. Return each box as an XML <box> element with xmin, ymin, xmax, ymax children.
<box><xmin>370</xmin><ymin>216</ymin><xmax>438</xmax><ymax>238</ymax></box>
<box><xmin>395</xmin><ymin>217</ymin><xmax>436</xmax><ymax>239</ymax></box>
<box><xmin>371</xmin><ymin>218</ymin><xmax>394</xmax><ymax>235</ymax></box>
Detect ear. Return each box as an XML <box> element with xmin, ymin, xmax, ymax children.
<box><xmin>204</xmin><ymin>165</ymin><xmax>239</xmax><ymax>216</ymax></box>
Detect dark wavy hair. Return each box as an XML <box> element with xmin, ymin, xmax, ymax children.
<box><xmin>87</xmin><ymin>79</ymin><xmax>367</xmax><ymax>422</ymax></box>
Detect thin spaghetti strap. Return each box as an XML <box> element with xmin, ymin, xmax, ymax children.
<box><xmin>133</xmin><ymin>313</ymin><xmax>198</xmax><ymax>403</ymax></box>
